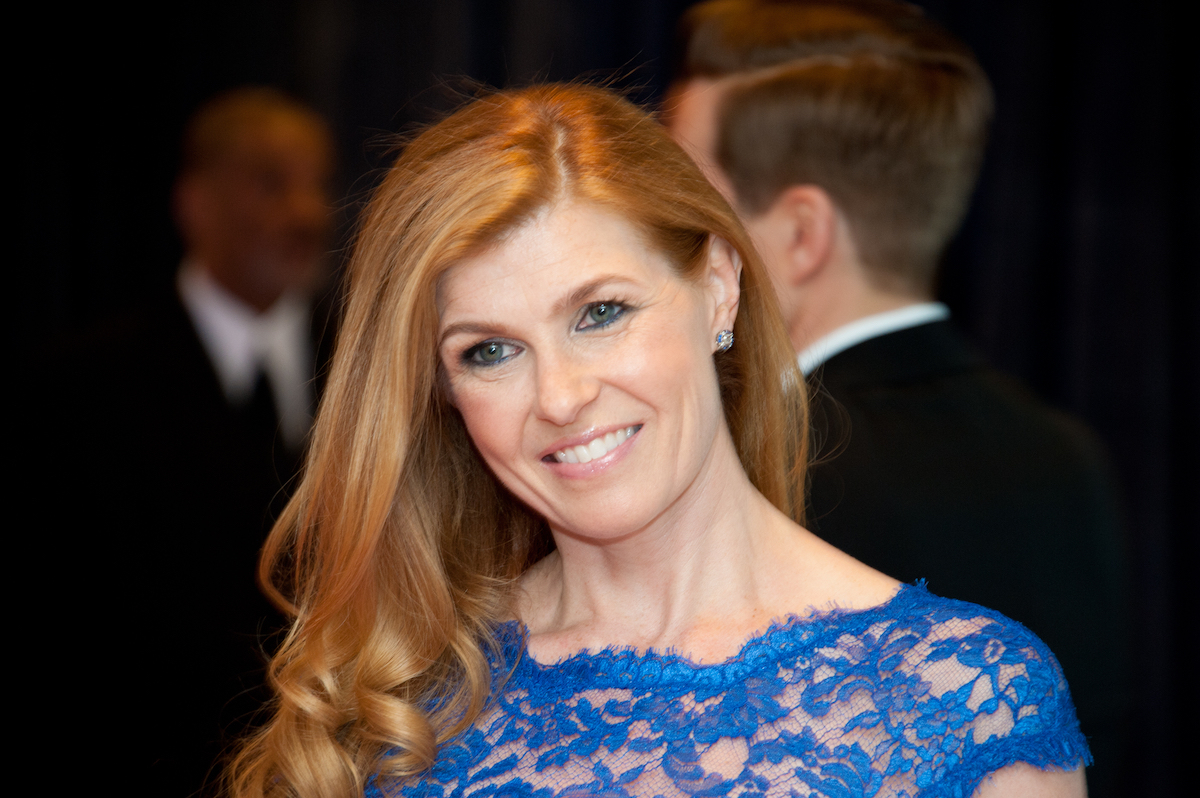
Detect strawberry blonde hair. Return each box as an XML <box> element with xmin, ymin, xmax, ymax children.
<box><xmin>228</xmin><ymin>83</ymin><xmax>805</xmax><ymax>798</ymax></box>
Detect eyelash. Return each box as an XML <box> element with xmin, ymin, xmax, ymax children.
<box><xmin>462</xmin><ymin>340</ymin><xmax>522</xmax><ymax>367</ymax></box>
<box><xmin>576</xmin><ymin>300</ymin><xmax>630</xmax><ymax>330</ymax></box>
<box><xmin>459</xmin><ymin>300</ymin><xmax>632</xmax><ymax>368</ymax></box>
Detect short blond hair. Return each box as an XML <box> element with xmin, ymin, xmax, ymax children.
<box><xmin>675</xmin><ymin>0</ymin><xmax>994</xmax><ymax>293</ymax></box>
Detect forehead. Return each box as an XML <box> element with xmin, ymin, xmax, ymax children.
<box><xmin>665</xmin><ymin>79</ymin><xmax>736</xmax><ymax>206</ymax></box>
<box><xmin>214</xmin><ymin>113</ymin><xmax>333</xmax><ymax>175</ymax></box>
<box><xmin>436</xmin><ymin>203</ymin><xmax>681</xmax><ymax>321</ymax></box>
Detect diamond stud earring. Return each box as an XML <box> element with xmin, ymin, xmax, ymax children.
<box><xmin>715</xmin><ymin>329</ymin><xmax>734</xmax><ymax>353</ymax></box>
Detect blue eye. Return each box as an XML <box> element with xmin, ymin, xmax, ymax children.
<box><xmin>578</xmin><ymin>301</ymin><xmax>627</xmax><ymax>330</ymax></box>
<box><xmin>464</xmin><ymin>340</ymin><xmax>520</xmax><ymax>366</ymax></box>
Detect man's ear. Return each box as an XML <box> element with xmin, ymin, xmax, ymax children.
<box><xmin>705</xmin><ymin>234</ymin><xmax>743</xmax><ymax>342</ymax></box>
<box><xmin>757</xmin><ymin>184</ymin><xmax>839</xmax><ymax>287</ymax></box>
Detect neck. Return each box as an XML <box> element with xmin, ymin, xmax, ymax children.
<box><xmin>788</xmin><ymin>270</ymin><xmax>928</xmax><ymax>354</ymax></box>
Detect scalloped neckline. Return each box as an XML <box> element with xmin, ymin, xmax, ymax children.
<box><xmin>506</xmin><ymin>581</ymin><xmax>921</xmax><ymax>675</ymax></box>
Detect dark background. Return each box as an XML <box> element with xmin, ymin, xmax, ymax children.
<box><xmin>21</xmin><ymin>1</ymin><xmax>1195</xmax><ymax>795</ymax></box>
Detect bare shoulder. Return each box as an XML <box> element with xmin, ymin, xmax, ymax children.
<box><xmin>799</xmin><ymin>525</ymin><xmax>901</xmax><ymax>608</ymax></box>
<box><xmin>973</xmin><ymin>762</ymin><xmax>1087</xmax><ymax>798</ymax></box>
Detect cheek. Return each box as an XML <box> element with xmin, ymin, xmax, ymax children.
<box><xmin>743</xmin><ymin>216</ymin><xmax>790</xmax><ymax>294</ymax></box>
<box><xmin>451</xmin><ymin>381</ymin><xmax>529</xmax><ymax>467</ymax></box>
<box><xmin>617</xmin><ymin>306</ymin><xmax>720</xmax><ymax>417</ymax></box>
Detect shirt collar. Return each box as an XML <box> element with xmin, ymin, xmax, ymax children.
<box><xmin>176</xmin><ymin>261</ymin><xmax>309</xmax><ymax>402</ymax></box>
<box><xmin>797</xmin><ymin>302</ymin><xmax>950</xmax><ymax>376</ymax></box>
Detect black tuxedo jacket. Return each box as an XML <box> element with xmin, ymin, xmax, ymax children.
<box><xmin>34</xmin><ymin>282</ymin><xmax>337</xmax><ymax>796</ymax></box>
<box><xmin>806</xmin><ymin>320</ymin><xmax>1127</xmax><ymax>793</ymax></box>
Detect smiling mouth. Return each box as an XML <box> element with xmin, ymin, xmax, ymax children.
<box><xmin>548</xmin><ymin>425</ymin><xmax>642</xmax><ymax>464</ymax></box>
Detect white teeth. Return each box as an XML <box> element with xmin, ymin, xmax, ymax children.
<box><xmin>553</xmin><ymin>425</ymin><xmax>640</xmax><ymax>464</ymax></box>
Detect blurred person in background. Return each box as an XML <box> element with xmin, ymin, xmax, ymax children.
<box><xmin>172</xmin><ymin>86</ymin><xmax>334</xmax><ymax>457</ymax></box>
<box><xmin>666</xmin><ymin>1</ymin><xmax>1128</xmax><ymax>793</ymax></box>
<box><xmin>37</xmin><ymin>87</ymin><xmax>338</xmax><ymax>796</ymax></box>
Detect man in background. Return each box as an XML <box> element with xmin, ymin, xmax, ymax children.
<box><xmin>667</xmin><ymin>1</ymin><xmax>1127</xmax><ymax>793</ymax></box>
<box><xmin>172</xmin><ymin>87</ymin><xmax>334</xmax><ymax>458</ymax></box>
<box><xmin>42</xmin><ymin>88</ymin><xmax>337</xmax><ymax>796</ymax></box>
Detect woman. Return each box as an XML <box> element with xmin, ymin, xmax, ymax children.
<box><xmin>230</xmin><ymin>84</ymin><xmax>1090</xmax><ymax>798</ymax></box>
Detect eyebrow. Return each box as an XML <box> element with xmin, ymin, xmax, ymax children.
<box><xmin>438</xmin><ymin>320</ymin><xmax>502</xmax><ymax>344</ymax></box>
<box><xmin>553</xmin><ymin>274</ymin><xmax>632</xmax><ymax>316</ymax></box>
<box><xmin>439</xmin><ymin>273</ymin><xmax>636</xmax><ymax>345</ymax></box>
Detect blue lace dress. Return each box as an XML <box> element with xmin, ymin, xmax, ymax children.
<box><xmin>369</xmin><ymin>583</ymin><xmax>1090</xmax><ymax>798</ymax></box>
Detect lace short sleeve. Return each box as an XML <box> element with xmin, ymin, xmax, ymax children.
<box><xmin>370</xmin><ymin>583</ymin><xmax>1090</xmax><ymax>797</ymax></box>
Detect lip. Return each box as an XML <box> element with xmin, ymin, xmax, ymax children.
<box><xmin>540</xmin><ymin>423</ymin><xmax>643</xmax><ymax>474</ymax></box>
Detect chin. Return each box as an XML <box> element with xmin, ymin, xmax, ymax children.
<box><xmin>541</xmin><ymin>494</ymin><xmax>675</xmax><ymax>544</ymax></box>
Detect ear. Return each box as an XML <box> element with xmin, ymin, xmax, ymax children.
<box><xmin>759</xmin><ymin>184</ymin><xmax>838</xmax><ymax>287</ymax></box>
<box><xmin>704</xmin><ymin>234</ymin><xmax>742</xmax><ymax>346</ymax></box>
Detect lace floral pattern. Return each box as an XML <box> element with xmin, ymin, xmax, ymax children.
<box><xmin>370</xmin><ymin>584</ymin><xmax>1089</xmax><ymax>797</ymax></box>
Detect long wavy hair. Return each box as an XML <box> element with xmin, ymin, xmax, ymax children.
<box><xmin>228</xmin><ymin>83</ymin><xmax>806</xmax><ymax>798</ymax></box>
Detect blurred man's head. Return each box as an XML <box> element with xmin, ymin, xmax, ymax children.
<box><xmin>174</xmin><ymin>88</ymin><xmax>334</xmax><ymax>312</ymax></box>
<box><xmin>666</xmin><ymin>0</ymin><xmax>992</xmax><ymax>348</ymax></box>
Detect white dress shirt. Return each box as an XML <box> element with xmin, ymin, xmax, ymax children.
<box><xmin>177</xmin><ymin>262</ymin><xmax>314</xmax><ymax>448</ymax></box>
<box><xmin>797</xmin><ymin>302</ymin><xmax>950</xmax><ymax>376</ymax></box>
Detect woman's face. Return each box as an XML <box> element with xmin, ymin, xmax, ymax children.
<box><xmin>437</xmin><ymin>202</ymin><xmax>740</xmax><ymax>542</ymax></box>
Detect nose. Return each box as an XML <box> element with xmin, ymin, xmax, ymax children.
<box><xmin>534</xmin><ymin>349</ymin><xmax>600</xmax><ymax>427</ymax></box>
